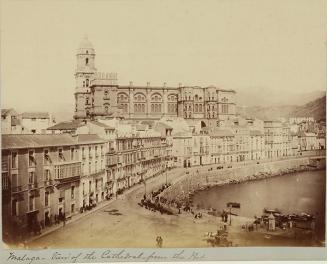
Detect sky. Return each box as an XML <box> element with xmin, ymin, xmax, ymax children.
<box><xmin>1</xmin><ymin>0</ymin><xmax>327</xmax><ymax>112</ymax></box>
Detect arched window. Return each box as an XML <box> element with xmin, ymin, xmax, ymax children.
<box><xmin>104</xmin><ymin>106</ymin><xmax>109</xmax><ymax>113</ymax></box>
<box><xmin>155</xmin><ymin>104</ymin><xmax>158</xmax><ymax>112</ymax></box>
<box><xmin>134</xmin><ymin>104</ymin><xmax>137</xmax><ymax>112</ymax></box>
<box><xmin>195</xmin><ymin>95</ymin><xmax>198</xmax><ymax>101</ymax></box>
<box><xmin>158</xmin><ymin>104</ymin><xmax>161</xmax><ymax>112</ymax></box>
<box><xmin>86</xmin><ymin>58</ymin><xmax>89</xmax><ymax>65</ymax></box>
<box><xmin>188</xmin><ymin>105</ymin><xmax>191</xmax><ymax>110</ymax></box>
<box><xmin>86</xmin><ymin>50</ymin><xmax>88</xmax><ymax>54</ymax></box>
<box><xmin>151</xmin><ymin>104</ymin><xmax>154</xmax><ymax>112</ymax></box>
<box><xmin>195</xmin><ymin>104</ymin><xmax>198</xmax><ymax>112</ymax></box>
<box><xmin>199</xmin><ymin>104</ymin><xmax>202</xmax><ymax>112</ymax></box>
<box><xmin>142</xmin><ymin>104</ymin><xmax>145</xmax><ymax>113</ymax></box>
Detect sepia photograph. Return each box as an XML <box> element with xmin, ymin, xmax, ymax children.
<box><xmin>1</xmin><ymin>0</ymin><xmax>327</xmax><ymax>262</ymax></box>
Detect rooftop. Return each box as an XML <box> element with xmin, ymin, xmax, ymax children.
<box><xmin>77</xmin><ymin>134</ymin><xmax>106</xmax><ymax>144</ymax></box>
<box><xmin>2</xmin><ymin>134</ymin><xmax>77</xmax><ymax>149</ymax></box>
<box><xmin>89</xmin><ymin>120</ymin><xmax>115</xmax><ymax>130</ymax></box>
<box><xmin>1</xmin><ymin>108</ymin><xmax>17</xmax><ymax>117</ymax></box>
<box><xmin>210</xmin><ymin>129</ymin><xmax>234</xmax><ymax>137</ymax></box>
<box><xmin>22</xmin><ymin>112</ymin><xmax>50</xmax><ymax>119</ymax></box>
<box><xmin>47</xmin><ymin>120</ymin><xmax>84</xmax><ymax>130</ymax></box>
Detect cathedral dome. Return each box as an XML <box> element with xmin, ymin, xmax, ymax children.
<box><xmin>77</xmin><ymin>35</ymin><xmax>95</xmax><ymax>54</ymax></box>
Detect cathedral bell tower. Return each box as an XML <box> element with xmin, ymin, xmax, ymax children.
<box><xmin>74</xmin><ymin>35</ymin><xmax>97</xmax><ymax>119</ymax></box>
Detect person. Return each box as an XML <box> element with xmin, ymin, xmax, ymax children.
<box><xmin>63</xmin><ymin>213</ymin><xmax>66</xmax><ymax>227</ymax></box>
<box><xmin>156</xmin><ymin>236</ymin><xmax>163</xmax><ymax>248</ymax></box>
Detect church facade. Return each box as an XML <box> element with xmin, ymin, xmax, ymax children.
<box><xmin>74</xmin><ymin>37</ymin><xmax>237</xmax><ymax>126</ymax></box>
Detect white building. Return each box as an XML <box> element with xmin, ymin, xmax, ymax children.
<box><xmin>21</xmin><ymin>112</ymin><xmax>54</xmax><ymax>134</ymax></box>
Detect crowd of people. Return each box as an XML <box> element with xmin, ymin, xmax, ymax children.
<box><xmin>138</xmin><ymin>183</ymin><xmax>174</xmax><ymax>215</ymax></box>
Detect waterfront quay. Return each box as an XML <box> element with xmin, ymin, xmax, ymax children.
<box><xmin>15</xmin><ymin>155</ymin><xmax>325</xmax><ymax>248</ymax></box>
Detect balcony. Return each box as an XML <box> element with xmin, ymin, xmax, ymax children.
<box><xmin>44</xmin><ymin>179</ymin><xmax>54</xmax><ymax>187</ymax></box>
<box><xmin>89</xmin><ymin>169</ymin><xmax>106</xmax><ymax>178</ymax></box>
<box><xmin>53</xmin><ymin>161</ymin><xmax>81</xmax><ymax>183</ymax></box>
<box><xmin>28</xmin><ymin>182</ymin><xmax>38</xmax><ymax>190</ymax></box>
<box><xmin>12</xmin><ymin>185</ymin><xmax>24</xmax><ymax>193</ymax></box>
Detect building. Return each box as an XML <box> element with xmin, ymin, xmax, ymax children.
<box><xmin>249</xmin><ymin>130</ymin><xmax>265</xmax><ymax>161</ymax></box>
<box><xmin>298</xmin><ymin>132</ymin><xmax>319</xmax><ymax>151</ymax></box>
<box><xmin>191</xmin><ymin>128</ymin><xmax>211</xmax><ymax>166</ymax></box>
<box><xmin>172</xmin><ymin>132</ymin><xmax>193</xmax><ymax>167</ymax></box>
<box><xmin>1</xmin><ymin>133</ymin><xmax>105</xmax><ymax>243</ymax></box>
<box><xmin>209</xmin><ymin>129</ymin><xmax>235</xmax><ymax>164</ymax></box>
<box><xmin>21</xmin><ymin>112</ymin><xmax>54</xmax><ymax>134</ymax></box>
<box><xmin>73</xmin><ymin>36</ymin><xmax>236</xmax><ymax>125</ymax></box>
<box><xmin>264</xmin><ymin>120</ymin><xmax>291</xmax><ymax>159</ymax></box>
<box><xmin>78</xmin><ymin>134</ymin><xmax>107</xmax><ymax>209</ymax></box>
<box><xmin>47</xmin><ymin>120</ymin><xmax>86</xmax><ymax>135</ymax></box>
<box><xmin>317</xmin><ymin>133</ymin><xmax>326</xmax><ymax>150</ymax></box>
<box><xmin>1</xmin><ymin>109</ymin><xmax>23</xmax><ymax>134</ymax></box>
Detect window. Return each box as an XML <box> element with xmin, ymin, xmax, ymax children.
<box><xmin>44</xmin><ymin>169</ymin><xmax>50</xmax><ymax>181</ymax></box>
<box><xmin>89</xmin><ymin>162</ymin><xmax>91</xmax><ymax>174</ymax></box>
<box><xmin>83</xmin><ymin>183</ymin><xmax>85</xmax><ymax>195</ymax></box>
<box><xmin>2</xmin><ymin>173</ymin><xmax>9</xmax><ymax>190</ymax></box>
<box><xmin>85</xmin><ymin>58</ymin><xmax>89</xmax><ymax>65</ymax></box>
<box><xmin>28</xmin><ymin>151</ymin><xmax>35</xmax><ymax>167</ymax></box>
<box><xmin>95</xmin><ymin>146</ymin><xmax>98</xmax><ymax>157</ymax></box>
<box><xmin>29</xmin><ymin>172</ymin><xmax>35</xmax><ymax>184</ymax></box>
<box><xmin>29</xmin><ymin>195</ymin><xmax>35</xmax><ymax>211</ymax></box>
<box><xmin>71</xmin><ymin>186</ymin><xmax>75</xmax><ymax>199</ymax></box>
<box><xmin>11</xmin><ymin>152</ymin><xmax>18</xmax><ymax>169</ymax></box>
<box><xmin>86</xmin><ymin>79</ymin><xmax>89</xmax><ymax>87</ymax></box>
<box><xmin>105</xmin><ymin>106</ymin><xmax>109</xmax><ymax>113</ymax></box>
<box><xmin>58</xmin><ymin>149</ymin><xmax>64</xmax><ymax>161</ymax></box>
<box><xmin>45</xmin><ymin>191</ymin><xmax>49</xmax><ymax>206</ymax></box>
<box><xmin>101</xmin><ymin>146</ymin><xmax>103</xmax><ymax>156</ymax></box>
<box><xmin>71</xmin><ymin>148</ymin><xmax>74</xmax><ymax>161</ymax></box>
<box><xmin>71</xmin><ymin>204</ymin><xmax>75</xmax><ymax>213</ymax></box>
<box><xmin>12</xmin><ymin>200</ymin><xmax>18</xmax><ymax>216</ymax></box>
<box><xmin>44</xmin><ymin>149</ymin><xmax>50</xmax><ymax>164</ymax></box>
<box><xmin>11</xmin><ymin>173</ymin><xmax>18</xmax><ymax>188</ymax></box>
<box><xmin>82</xmin><ymin>147</ymin><xmax>85</xmax><ymax>159</ymax></box>
<box><xmin>95</xmin><ymin>161</ymin><xmax>98</xmax><ymax>172</ymax></box>
<box><xmin>89</xmin><ymin>180</ymin><xmax>92</xmax><ymax>193</ymax></box>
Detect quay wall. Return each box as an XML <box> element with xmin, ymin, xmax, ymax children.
<box><xmin>161</xmin><ymin>156</ymin><xmax>326</xmax><ymax>204</ymax></box>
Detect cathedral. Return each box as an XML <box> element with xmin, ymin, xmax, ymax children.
<box><xmin>74</xmin><ymin>36</ymin><xmax>237</xmax><ymax>127</ymax></box>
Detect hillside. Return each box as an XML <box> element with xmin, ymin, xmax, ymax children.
<box><xmin>290</xmin><ymin>95</ymin><xmax>326</xmax><ymax>121</ymax></box>
<box><xmin>238</xmin><ymin>95</ymin><xmax>326</xmax><ymax>121</ymax></box>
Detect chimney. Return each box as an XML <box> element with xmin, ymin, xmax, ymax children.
<box><xmin>129</xmin><ymin>81</ymin><xmax>133</xmax><ymax>87</ymax></box>
<box><xmin>163</xmin><ymin>82</ymin><xmax>166</xmax><ymax>88</ymax></box>
<box><xmin>147</xmin><ymin>82</ymin><xmax>150</xmax><ymax>87</ymax></box>
<box><xmin>178</xmin><ymin>83</ymin><xmax>182</xmax><ymax>88</ymax></box>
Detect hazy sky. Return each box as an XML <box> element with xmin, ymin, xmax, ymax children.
<box><xmin>1</xmin><ymin>0</ymin><xmax>327</xmax><ymax>112</ymax></box>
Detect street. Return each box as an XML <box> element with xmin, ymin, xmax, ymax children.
<box><xmin>26</xmin><ymin>167</ymin><xmax>218</xmax><ymax>248</ymax></box>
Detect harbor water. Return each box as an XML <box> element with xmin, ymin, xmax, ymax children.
<box><xmin>192</xmin><ymin>170</ymin><xmax>326</xmax><ymax>240</ymax></box>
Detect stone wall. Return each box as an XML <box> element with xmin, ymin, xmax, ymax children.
<box><xmin>162</xmin><ymin>157</ymin><xmax>326</xmax><ymax>204</ymax></box>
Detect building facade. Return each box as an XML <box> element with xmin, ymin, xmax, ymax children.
<box><xmin>73</xmin><ymin>37</ymin><xmax>236</xmax><ymax>125</ymax></box>
<box><xmin>1</xmin><ymin>134</ymin><xmax>106</xmax><ymax>243</ymax></box>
